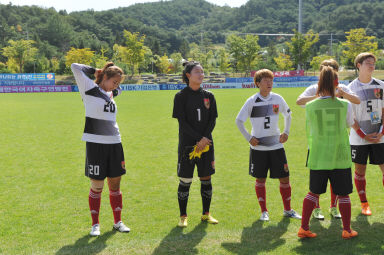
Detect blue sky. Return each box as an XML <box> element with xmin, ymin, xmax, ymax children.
<box><xmin>0</xmin><ymin>0</ymin><xmax>249</xmax><ymax>12</ymax></box>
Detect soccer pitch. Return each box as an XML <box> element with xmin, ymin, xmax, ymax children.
<box><xmin>1</xmin><ymin>88</ymin><xmax>384</xmax><ymax>255</ymax></box>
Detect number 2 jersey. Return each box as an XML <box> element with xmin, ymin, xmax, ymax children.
<box><xmin>71</xmin><ymin>63</ymin><xmax>121</xmax><ymax>144</ymax></box>
<box><xmin>172</xmin><ymin>86</ymin><xmax>218</xmax><ymax>146</ymax></box>
<box><xmin>236</xmin><ymin>92</ymin><xmax>291</xmax><ymax>151</ymax></box>
<box><xmin>348</xmin><ymin>78</ymin><xmax>384</xmax><ymax>145</ymax></box>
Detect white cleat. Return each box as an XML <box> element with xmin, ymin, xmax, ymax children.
<box><xmin>90</xmin><ymin>224</ymin><xmax>100</xmax><ymax>236</ymax></box>
<box><xmin>113</xmin><ymin>221</ymin><xmax>130</xmax><ymax>233</ymax></box>
<box><xmin>260</xmin><ymin>211</ymin><xmax>270</xmax><ymax>221</ymax></box>
<box><xmin>283</xmin><ymin>209</ymin><xmax>302</xmax><ymax>219</ymax></box>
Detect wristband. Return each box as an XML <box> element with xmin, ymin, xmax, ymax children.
<box><xmin>356</xmin><ymin>128</ymin><xmax>366</xmax><ymax>139</ymax></box>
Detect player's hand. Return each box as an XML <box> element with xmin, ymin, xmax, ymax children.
<box><xmin>365</xmin><ymin>133</ymin><xmax>378</xmax><ymax>143</ymax></box>
<box><xmin>335</xmin><ymin>87</ymin><xmax>344</xmax><ymax>98</ymax></box>
<box><xmin>249</xmin><ymin>137</ymin><xmax>259</xmax><ymax>146</ymax></box>
<box><xmin>372</xmin><ymin>133</ymin><xmax>383</xmax><ymax>143</ymax></box>
<box><xmin>279</xmin><ymin>133</ymin><xmax>289</xmax><ymax>143</ymax></box>
<box><xmin>196</xmin><ymin>137</ymin><xmax>211</xmax><ymax>152</ymax></box>
<box><xmin>94</xmin><ymin>69</ymin><xmax>102</xmax><ymax>77</ymax></box>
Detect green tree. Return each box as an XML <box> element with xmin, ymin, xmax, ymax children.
<box><xmin>286</xmin><ymin>29</ymin><xmax>319</xmax><ymax>70</ymax></box>
<box><xmin>310</xmin><ymin>55</ymin><xmax>334</xmax><ymax>72</ymax></box>
<box><xmin>65</xmin><ymin>48</ymin><xmax>94</xmax><ymax>68</ymax></box>
<box><xmin>274</xmin><ymin>53</ymin><xmax>293</xmax><ymax>71</ymax></box>
<box><xmin>170</xmin><ymin>52</ymin><xmax>183</xmax><ymax>74</ymax></box>
<box><xmin>341</xmin><ymin>28</ymin><xmax>378</xmax><ymax>68</ymax></box>
<box><xmin>2</xmin><ymin>39</ymin><xmax>38</xmax><ymax>73</ymax></box>
<box><xmin>227</xmin><ymin>34</ymin><xmax>261</xmax><ymax>74</ymax></box>
<box><xmin>92</xmin><ymin>47</ymin><xmax>108</xmax><ymax>68</ymax></box>
<box><xmin>140</xmin><ymin>46</ymin><xmax>154</xmax><ymax>73</ymax></box>
<box><xmin>217</xmin><ymin>48</ymin><xmax>230</xmax><ymax>73</ymax></box>
<box><xmin>123</xmin><ymin>30</ymin><xmax>146</xmax><ymax>76</ymax></box>
<box><xmin>156</xmin><ymin>54</ymin><xmax>170</xmax><ymax>74</ymax></box>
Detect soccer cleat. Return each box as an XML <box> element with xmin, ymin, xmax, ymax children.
<box><xmin>330</xmin><ymin>207</ymin><xmax>341</xmax><ymax>219</ymax></box>
<box><xmin>298</xmin><ymin>227</ymin><xmax>317</xmax><ymax>238</ymax></box>
<box><xmin>283</xmin><ymin>209</ymin><xmax>302</xmax><ymax>219</ymax></box>
<box><xmin>178</xmin><ymin>216</ymin><xmax>188</xmax><ymax>228</ymax></box>
<box><xmin>342</xmin><ymin>229</ymin><xmax>358</xmax><ymax>239</ymax></box>
<box><xmin>201</xmin><ymin>214</ymin><xmax>219</xmax><ymax>224</ymax></box>
<box><xmin>361</xmin><ymin>202</ymin><xmax>372</xmax><ymax>216</ymax></box>
<box><xmin>113</xmin><ymin>221</ymin><xmax>130</xmax><ymax>233</ymax></box>
<box><xmin>90</xmin><ymin>224</ymin><xmax>100</xmax><ymax>236</ymax></box>
<box><xmin>259</xmin><ymin>211</ymin><xmax>269</xmax><ymax>221</ymax></box>
<box><xmin>312</xmin><ymin>208</ymin><xmax>325</xmax><ymax>220</ymax></box>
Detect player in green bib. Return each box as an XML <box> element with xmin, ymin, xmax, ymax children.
<box><xmin>298</xmin><ymin>66</ymin><xmax>358</xmax><ymax>240</ymax></box>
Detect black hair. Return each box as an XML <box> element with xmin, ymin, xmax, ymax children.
<box><xmin>182</xmin><ymin>61</ymin><xmax>201</xmax><ymax>85</ymax></box>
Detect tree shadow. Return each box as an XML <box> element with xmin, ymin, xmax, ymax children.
<box><xmin>152</xmin><ymin>222</ymin><xmax>208</xmax><ymax>255</ymax></box>
<box><xmin>294</xmin><ymin>213</ymin><xmax>384</xmax><ymax>255</ymax></box>
<box><xmin>221</xmin><ymin>217</ymin><xmax>290</xmax><ymax>255</ymax></box>
<box><xmin>56</xmin><ymin>230</ymin><xmax>116</xmax><ymax>255</ymax></box>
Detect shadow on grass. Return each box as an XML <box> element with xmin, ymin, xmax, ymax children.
<box><xmin>294</xmin><ymin>213</ymin><xmax>384</xmax><ymax>255</ymax></box>
<box><xmin>152</xmin><ymin>222</ymin><xmax>208</xmax><ymax>255</ymax></box>
<box><xmin>221</xmin><ymin>217</ymin><xmax>290</xmax><ymax>254</ymax></box>
<box><xmin>56</xmin><ymin>230</ymin><xmax>116</xmax><ymax>255</ymax></box>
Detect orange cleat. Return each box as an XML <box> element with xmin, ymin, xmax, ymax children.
<box><xmin>298</xmin><ymin>227</ymin><xmax>317</xmax><ymax>238</ymax></box>
<box><xmin>361</xmin><ymin>202</ymin><xmax>372</xmax><ymax>216</ymax></box>
<box><xmin>342</xmin><ymin>229</ymin><xmax>358</xmax><ymax>239</ymax></box>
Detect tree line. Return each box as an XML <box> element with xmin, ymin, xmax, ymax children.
<box><xmin>0</xmin><ymin>0</ymin><xmax>383</xmax><ymax>75</ymax></box>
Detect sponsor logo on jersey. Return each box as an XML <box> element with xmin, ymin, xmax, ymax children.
<box><xmin>121</xmin><ymin>161</ymin><xmax>126</xmax><ymax>170</ymax></box>
<box><xmin>273</xmin><ymin>104</ymin><xmax>279</xmax><ymax>114</ymax></box>
<box><xmin>204</xmin><ymin>98</ymin><xmax>210</xmax><ymax>109</ymax></box>
<box><xmin>284</xmin><ymin>164</ymin><xmax>289</xmax><ymax>172</ymax></box>
<box><xmin>374</xmin><ymin>88</ymin><xmax>382</xmax><ymax>99</ymax></box>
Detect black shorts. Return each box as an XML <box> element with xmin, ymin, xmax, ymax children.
<box><xmin>85</xmin><ymin>142</ymin><xmax>126</xmax><ymax>180</ymax></box>
<box><xmin>177</xmin><ymin>144</ymin><xmax>215</xmax><ymax>178</ymax></box>
<box><xmin>309</xmin><ymin>168</ymin><xmax>353</xmax><ymax>195</ymax></box>
<box><xmin>249</xmin><ymin>148</ymin><xmax>289</xmax><ymax>179</ymax></box>
<box><xmin>351</xmin><ymin>144</ymin><xmax>384</xmax><ymax>165</ymax></box>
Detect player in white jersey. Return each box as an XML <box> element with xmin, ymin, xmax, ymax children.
<box><xmin>236</xmin><ymin>69</ymin><xmax>301</xmax><ymax>221</ymax></box>
<box><xmin>347</xmin><ymin>52</ymin><xmax>384</xmax><ymax>216</ymax></box>
<box><xmin>296</xmin><ymin>59</ymin><xmax>360</xmax><ymax>220</ymax></box>
<box><xmin>71</xmin><ymin>62</ymin><xmax>130</xmax><ymax>236</ymax></box>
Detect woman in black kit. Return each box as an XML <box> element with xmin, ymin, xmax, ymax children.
<box><xmin>172</xmin><ymin>61</ymin><xmax>219</xmax><ymax>227</ymax></box>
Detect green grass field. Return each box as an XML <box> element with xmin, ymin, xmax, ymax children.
<box><xmin>1</xmin><ymin>88</ymin><xmax>384</xmax><ymax>255</ymax></box>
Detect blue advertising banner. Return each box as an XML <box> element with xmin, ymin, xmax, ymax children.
<box><xmin>0</xmin><ymin>73</ymin><xmax>55</xmax><ymax>86</ymax></box>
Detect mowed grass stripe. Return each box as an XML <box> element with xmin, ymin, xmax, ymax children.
<box><xmin>0</xmin><ymin>89</ymin><xmax>383</xmax><ymax>255</ymax></box>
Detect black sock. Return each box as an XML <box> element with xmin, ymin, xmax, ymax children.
<box><xmin>178</xmin><ymin>180</ymin><xmax>191</xmax><ymax>216</ymax></box>
<box><xmin>201</xmin><ymin>179</ymin><xmax>212</xmax><ymax>215</ymax></box>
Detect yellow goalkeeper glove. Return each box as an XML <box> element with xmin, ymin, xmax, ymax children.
<box><xmin>189</xmin><ymin>145</ymin><xmax>210</xmax><ymax>160</ymax></box>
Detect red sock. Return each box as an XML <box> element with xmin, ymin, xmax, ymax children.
<box><xmin>109</xmin><ymin>189</ymin><xmax>123</xmax><ymax>224</ymax></box>
<box><xmin>279</xmin><ymin>182</ymin><xmax>291</xmax><ymax>211</ymax></box>
<box><xmin>354</xmin><ymin>172</ymin><xmax>367</xmax><ymax>202</ymax></box>
<box><xmin>382</xmin><ymin>175</ymin><xmax>384</xmax><ymax>187</ymax></box>
<box><xmin>330</xmin><ymin>185</ymin><xmax>337</xmax><ymax>208</ymax></box>
<box><xmin>338</xmin><ymin>196</ymin><xmax>351</xmax><ymax>232</ymax></box>
<box><xmin>89</xmin><ymin>189</ymin><xmax>102</xmax><ymax>226</ymax></box>
<box><xmin>255</xmin><ymin>180</ymin><xmax>267</xmax><ymax>213</ymax></box>
<box><xmin>301</xmin><ymin>192</ymin><xmax>319</xmax><ymax>231</ymax></box>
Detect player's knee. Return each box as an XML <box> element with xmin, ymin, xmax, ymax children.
<box><xmin>179</xmin><ymin>177</ymin><xmax>193</xmax><ymax>184</ymax></box>
<box><xmin>91</xmin><ymin>180</ymin><xmax>104</xmax><ymax>192</ymax></box>
<box><xmin>199</xmin><ymin>176</ymin><xmax>211</xmax><ymax>181</ymax></box>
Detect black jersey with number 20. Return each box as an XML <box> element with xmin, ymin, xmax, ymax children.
<box><xmin>172</xmin><ymin>86</ymin><xmax>218</xmax><ymax>146</ymax></box>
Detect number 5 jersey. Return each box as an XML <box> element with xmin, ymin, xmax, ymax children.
<box><xmin>348</xmin><ymin>78</ymin><xmax>384</xmax><ymax>145</ymax></box>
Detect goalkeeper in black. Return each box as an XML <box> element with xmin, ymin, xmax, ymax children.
<box><xmin>172</xmin><ymin>61</ymin><xmax>218</xmax><ymax>227</ymax></box>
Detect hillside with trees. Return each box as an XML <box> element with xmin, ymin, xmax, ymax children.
<box><xmin>0</xmin><ymin>0</ymin><xmax>383</xmax><ymax>76</ymax></box>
